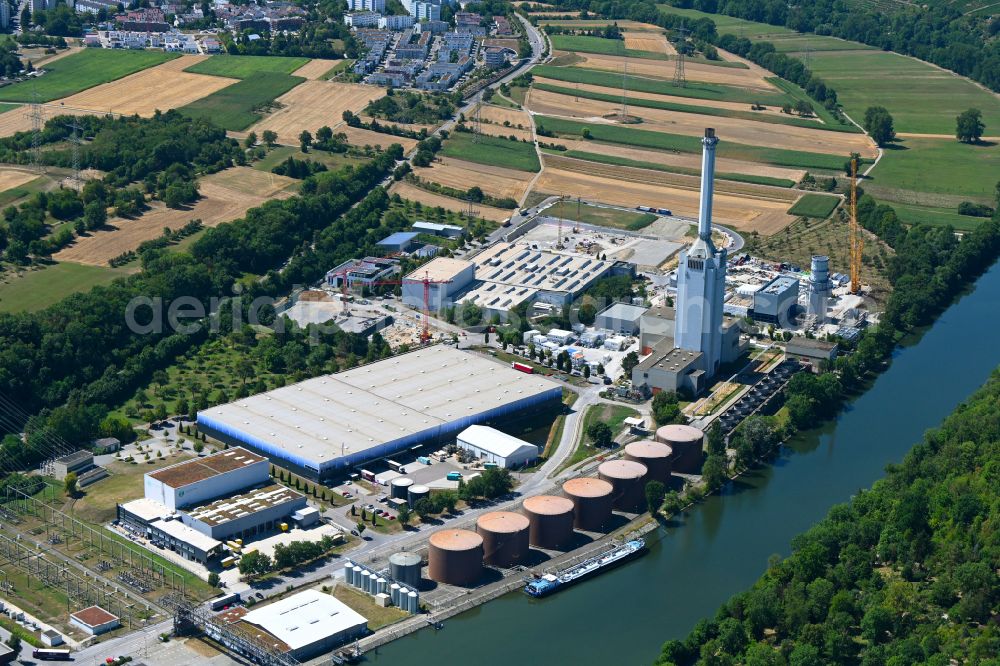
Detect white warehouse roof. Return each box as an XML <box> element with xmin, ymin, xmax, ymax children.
<box><xmin>198</xmin><ymin>346</ymin><xmax>561</xmax><ymax>472</ymax></box>
<box><xmin>457</xmin><ymin>425</ymin><xmax>539</xmax><ymax>459</ymax></box>
<box><xmin>241</xmin><ymin>589</ymin><xmax>366</xmax><ymax>651</ymax></box>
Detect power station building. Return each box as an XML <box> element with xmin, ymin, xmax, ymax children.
<box><xmin>752</xmin><ymin>275</ymin><xmax>799</xmax><ymax>325</ymax></box>
<box><xmin>197</xmin><ymin>347</ymin><xmax>562</xmax><ymax>482</ymax></box>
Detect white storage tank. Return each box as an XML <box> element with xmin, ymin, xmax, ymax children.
<box><xmin>407</xmin><ymin>485</ymin><xmax>431</xmax><ymax>507</ymax></box>
<box><xmin>407</xmin><ymin>590</ymin><xmax>419</xmax><ymax>613</ymax></box>
<box><xmin>376</xmin><ymin>577</ymin><xmax>387</xmax><ymax>595</ymax></box>
<box><xmin>351</xmin><ymin>565</ymin><xmax>363</xmax><ymax>588</ymax></box>
<box><xmin>390</xmin><ymin>583</ymin><xmax>401</xmax><ymax>606</ymax></box>
<box><xmin>391</xmin><ymin>477</ymin><xmax>415</xmax><ymax>500</ymax></box>
<box><xmin>343</xmin><ymin>561</ymin><xmax>355</xmax><ymax>586</ymax></box>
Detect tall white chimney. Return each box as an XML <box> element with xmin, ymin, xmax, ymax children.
<box><xmin>698</xmin><ymin>127</ymin><xmax>718</xmax><ymax>243</ymax></box>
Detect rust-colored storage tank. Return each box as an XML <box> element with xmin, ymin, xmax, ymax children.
<box><xmin>624</xmin><ymin>440</ymin><xmax>673</xmax><ymax>484</ymax></box>
<box><xmin>522</xmin><ymin>495</ymin><xmax>575</xmax><ymax>549</ymax></box>
<box><xmin>476</xmin><ymin>511</ymin><xmax>530</xmax><ymax>567</ymax></box>
<box><xmin>428</xmin><ymin>529</ymin><xmax>483</xmax><ymax>586</ymax></box>
<box><xmin>656</xmin><ymin>424</ymin><xmax>705</xmax><ymax>473</ymax></box>
<box><xmin>598</xmin><ymin>460</ymin><xmax>648</xmax><ymax>512</ymax></box>
<box><xmin>562</xmin><ymin>477</ymin><xmax>614</xmax><ymax>531</ymax></box>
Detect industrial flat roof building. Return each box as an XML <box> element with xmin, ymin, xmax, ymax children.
<box><xmin>595</xmin><ymin>302</ymin><xmax>648</xmax><ymax>336</ymax></box>
<box><xmin>753</xmin><ymin>275</ymin><xmax>799</xmax><ymax>325</ymax></box>
<box><xmin>198</xmin><ymin>347</ymin><xmax>562</xmax><ymax>481</ymax></box>
<box><xmin>401</xmin><ymin>257</ymin><xmax>477</xmax><ymax>312</ymax></box>
<box><xmin>144</xmin><ymin>448</ymin><xmax>269</xmax><ymax>510</ymax></box>
<box><xmin>457</xmin><ymin>425</ymin><xmax>539</xmax><ymax>468</ymax></box>
<box><xmin>376</xmin><ymin>231</ymin><xmax>420</xmax><ymax>253</ymax></box>
<box><xmin>413</xmin><ymin>220</ymin><xmax>464</xmax><ymax>237</ymax></box>
<box><xmin>785</xmin><ymin>337</ymin><xmax>838</xmax><ymax>372</ymax></box>
<box><xmin>70</xmin><ymin>606</ymin><xmax>120</xmax><ymax>636</ymax></box>
<box><xmin>238</xmin><ymin>589</ymin><xmax>368</xmax><ymax>660</ymax></box>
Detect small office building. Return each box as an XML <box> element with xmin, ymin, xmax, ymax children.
<box><xmin>70</xmin><ymin>606</ymin><xmax>120</xmax><ymax>636</ymax></box>
<box><xmin>785</xmin><ymin>337</ymin><xmax>838</xmax><ymax>372</ymax></box>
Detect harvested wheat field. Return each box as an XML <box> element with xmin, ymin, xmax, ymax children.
<box><xmin>56</xmin><ymin>55</ymin><xmax>238</xmax><ymax>118</ymax></box>
<box><xmin>54</xmin><ymin>168</ymin><xmax>296</xmax><ymax>266</ymax></box>
<box><xmin>389</xmin><ymin>181</ymin><xmax>511</xmax><ymax>222</ymax></box>
<box><xmin>415</xmin><ymin>156</ymin><xmax>533</xmax><ymax>200</ymax></box>
<box><xmin>542</xmin><ymin>20</ymin><xmax>663</xmax><ymax>31</ymax></box>
<box><xmin>533</xmin><ymin>76</ymin><xmax>790</xmax><ymax>118</ymax></box>
<box><xmin>623</xmin><ymin>32</ymin><xmax>675</xmax><ymax>55</ymax></box>
<box><xmin>554</xmin><ymin>137</ymin><xmax>806</xmax><ymax>182</ymax></box>
<box><xmin>533</xmin><ymin>167</ymin><xmax>797</xmax><ymax>235</ymax></box>
<box><xmin>291</xmin><ymin>59</ymin><xmax>340</xmax><ymax>79</ymax></box>
<box><xmin>571</xmin><ymin>52</ymin><xmax>776</xmax><ymax>90</ymax></box>
<box><xmin>248</xmin><ymin>81</ymin><xmax>386</xmax><ymax>145</ymax></box>
<box><xmin>477</xmin><ymin>104</ymin><xmax>533</xmax><ymax>140</ymax></box>
<box><xmin>479</xmin><ymin>122</ymin><xmax>533</xmax><ymax>141</ymax></box>
<box><xmin>0</xmin><ymin>105</ymin><xmax>86</xmax><ymax>137</ymax></box>
<box><xmin>0</xmin><ymin>169</ymin><xmax>39</xmax><ymax>193</ymax></box>
<box><xmin>340</xmin><ymin>125</ymin><xmax>419</xmax><ymax>151</ymax></box>
<box><xmin>527</xmin><ymin>89</ymin><xmax>876</xmax><ymax>156</ymax></box>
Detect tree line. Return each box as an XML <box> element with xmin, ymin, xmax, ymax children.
<box><xmin>658</xmin><ymin>367</ymin><xmax>1000</xmax><ymax>665</ymax></box>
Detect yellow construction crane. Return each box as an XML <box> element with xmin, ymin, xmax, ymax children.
<box><xmin>849</xmin><ymin>158</ymin><xmax>864</xmax><ymax>295</ymax></box>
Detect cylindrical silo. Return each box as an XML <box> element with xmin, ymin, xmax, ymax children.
<box><xmin>407</xmin><ymin>484</ymin><xmax>430</xmax><ymax>507</ymax></box>
<box><xmin>351</xmin><ymin>565</ymin><xmax>363</xmax><ymax>588</ymax></box>
<box><xmin>428</xmin><ymin>529</ymin><xmax>484</xmax><ymax>586</ymax></box>
<box><xmin>397</xmin><ymin>587</ymin><xmax>409</xmax><ymax>606</ymax></box>
<box><xmin>389</xmin><ymin>551</ymin><xmax>422</xmax><ymax>588</ymax></box>
<box><xmin>359</xmin><ymin>570</ymin><xmax>371</xmax><ymax>593</ymax></box>
<box><xmin>390</xmin><ymin>583</ymin><xmax>401</xmax><ymax>606</ymax></box>
<box><xmin>376</xmin><ymin>577</ymin><xmax>387</xmax><ymax>595</ymax></box>
<box><xmin>522</xmin><ymin>495</ymin><xmax>575</xmax><ymax>549</ymax></box>
<box><xmin>391</xmin><ymin>477</ymin><xmax>414</xmax><ymax>500</ymax></box>
<box><xmin>476</xmin><ymin>511</ymin><xmax>530</xmax><ymax>567</ymax></box>
<box><xmin>562</xmin><ymin>477</ymin><xmax>614</xmax><ymax>531</ymax></box>
<box><xmin>656</xmin><ymin>424</ymin><xmax>705</xmax><ymax>473</ymax></box>
<box><xmin>598</xmin><ymin>460</ymin><xmax>648</xmax><ymax>512</ymax></box>
<box><xmin>343</xmin><ymin>561</ymin><xmax>355</xmax><ymax>586</ymax></box>
<box><xmin>407</xmin><ymin>590</ymin><xmax>418</xmax><ymax>614</ymax></box>
<box><xmin>624</xmin><ymin>440</ymin><xmax>674</xmax><ymax>484</ymax></box>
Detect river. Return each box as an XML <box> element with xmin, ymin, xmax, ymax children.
<box><xmin>369</xmin><ymin>260</ymin><xmax>1000</xmax><ymax>666</ymax></box>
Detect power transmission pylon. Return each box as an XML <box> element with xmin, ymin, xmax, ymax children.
<box><xmin>621</xmin><ymin>57</ymin><xmax>629</xmax><ymax>119</ymax></box>
<box><xmin>29</xmin><ymin>86</ymin><xmax>43</xmax><ymax>173</ymax></box>
<box><xmin>849</xmin><ymin>158</ymin><xmax>864</xmax><ymax>295</ymax></box>
<box><xmin>68</xmin><ymin>120</ymin><xmax>83</xmax><ymax>185</ymax></box>
<box><xmin>672</xmin><ymin>22</ymin><xmax>689</xmax><ymax>88</ymax></box>
<box><xmin>471</xmin><ymin>91</ymin><xmax>483</xmax><ymax>143</ymax></box>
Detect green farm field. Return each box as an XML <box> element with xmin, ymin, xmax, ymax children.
<box><xmin>549</xmin><ymin>34</ymin><xmax>668</xmax><ymax>59</ymax></box>
<box><xmin>549</xmin><ymin>149</ymin><xmax>796</xmax><ymax>187</ymax></box>
<box><xmin>545</xmin><ymin>200</ymin><xmax>657</xmax><ymax>230</ymax></box>
<box><xmin>0</xmin><ymin>50</ymin><xmax>179</xmax><ymax>102</ymax></box>
<box><xmin>890</xmin><ymin>202</ymin><xmax>986</xmax><ymax>232</ymax></box>
<box><xmin>0</xmin><ymin>262</ymin><xmax>135</xmax><ymax>313</ymax></box>
<box><xmin>535</xmin><ymin>115</ymin><xmax>854</xmax><ymax>171</ymax></box>
<box><xmin>441</xmin><ymin>132</ymin><xmax>541</xmax><ymax>172</ymax></box>
<box><xmin>533</xmin><ymin>82</ymin><xmax>848</xmax><ymax>132</ymax></box>
<box><xmin>787</xmin><ymin>193</ymin><xmax>841</xmax><ymax>218</ymax></box>
<box><xmin>532</xmin><ymin>64</ymin><xmax>789</xmax><ymax>105</ymax></box>
<box><xmin>657</xmin><ymin>5</ymin><xmax>795</xmax><ymax>37</ymax></box>
<box><xmin>184</xmin><ymin>54</ymin><xmax>311</xmax><ymax>78</ymax></box>
<box><xmin>869</xmin><ymin>138</ymin><xmax>1000</xmax><ymax>202</ymax></box>
<box><xmin>179</xmin><ymin>72</ymin><xmax>305</xmax><ymax>131</ymax></box>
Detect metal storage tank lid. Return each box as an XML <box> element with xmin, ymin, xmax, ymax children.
<box><xmin>656</xmin><ymin>424</ymin><xmax>703</xmax><ymax>442</ymax></box>
<box><xmin>597</xmin><ymin>460</ymin><xmax>647</xmax><ymax>480</ymax></box>
<box><xmin>389</xmin><ymin>552</ymin><xmax>422</xmax><ymax>567</ymax></box>
<box><xmin>523</xmin><ymin>495</ymin><xmax>574</xmax><ymax>515</ymax></box>
<box><xmin>477</xmin><ymin>511</ymin><xmax>530</xmax><ymax>533</ymax></box>
<box><xmin>391</xmin><ymin>477</ymin><xmax>415</xmax><ymax>487</ymax></box>
<box><xmin>409</xmin><ymin>484</ymin><xmax>430</xmax><ymax>493</ymax></box>
<box><xmin>429</xmin><ymin>529</ymin><xmax>483</xmax><ymax>551</ymax></box>
<box><xmin>624</xmin><ymin>440</ymin><xmax>673</xmax><ymax>459</ymax></box>
<box><xmin>562</xmin><ymin>477</ymin><xmax>613</xmax><ymax>497</ymax></box>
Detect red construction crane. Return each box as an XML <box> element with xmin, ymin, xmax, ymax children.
<box><xmin>328</xmin><ymin>268</ymin><xmax>354</xmax><ymax>316</ymax></box>
<box><xmin>403</xmin><ymin>270</ymin><xmax>454</xmax><ymax>343</ymax></box>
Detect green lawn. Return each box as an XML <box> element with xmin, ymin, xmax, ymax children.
<box><xmin>891</xmin><ymin>202</ymin><xmax>988</xmax><ymax>232</ymax></box>
<box><xmin>0</xmin><ymin>50</ymin><xmax>178</xmax><ymax>102</ymax></box>
<box><xmin>657</xmin><ymin>5</ymin><xmax>796</xmax><ymax>38</ymax></box>
<box><xmin>321</xmin><ymin>58</ymin><xmax>355</xmax><ymax>79</ymax></box>
<box><xmin>549</xmin><ymin>149</ymin><xmax>796</xmax><ymax>187</ymax></box>
<box><xmin>179</xmin><ymin>72</ymin><xmax>305</xmax><ymax>131</ymax></box>
<box><xmin>870</xmin><ymin>137</ymin><xmax>1000</xmax><ymax>201</ymax></box>
<box><xmin>532</xmin><ymin>64</ymin><xmax>790</xmax><ymax>106</ymax></box>
<box><xmin>533</xmin><ymin>81</ymin><xmax>853</xmax><ymax>132</ymax></box>
<box><xmin>183</xmin><ymin>54</ymin><xmax>311</xmax><ymax>78</ymax></box>
<box><xmin>545</xmin><ymin>200</ymin><xmax>658</xmax><ymax>229</ymax></box>
<box><xmin>549</xmin><ymin>34</ymin><xmax>669</xmax><ymax>60</ymax></box>
<box><xmin>535</xmin><ymin>115</ymin><xmax>854</xmax><ymax>171</ymax></box>
<box><xmin>440</xmin><ymin>131</ymin><xmax>541</xmax><ymax>172</ymax></box>
<box><xmin>0</xmin><ymin>262</ymin><xmax>135</xmax><ymax>313</ymax></box>
<box><xmin>252</xmin><ymin>145</ymin><xmax>369</xmax><ymax>172</ymax></box>
<box><xmin>787</xmin><ymin>193</ymin><xmax>841</xmax><ymax>218</ymax></box>
<box><xmin>559</xmin><ymin>403</ymin><xmax>640</xmax><ymax>472</ymax></box>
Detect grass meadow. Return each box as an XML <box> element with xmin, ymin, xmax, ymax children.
<box><xmin>550</xmin><ymin>34</ymin><xmax>669</xmax><ymax>60</ymax></box>
<box><xmin>441</xmin><ymin>131</ymin><xmax>541</xmax><ymax>172</ymax></box>
<box><xmin>0</xmin><ymin>262</ymin><xmax>135</xmax><ymax>313</ymax></box>
<box><xmin>179</xmin><ymin>72</ymin><xmax>305</xmax><ymax>130</ymax></box>
<box><xmin>787</xmin><ymin>193</ymin><xmax>841</xmax><ymax>218</ymax></box>
<box><xmin>183</xmin><ymin>54</ymin><xmax>311</xmax><ymax>78</ymax></box>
